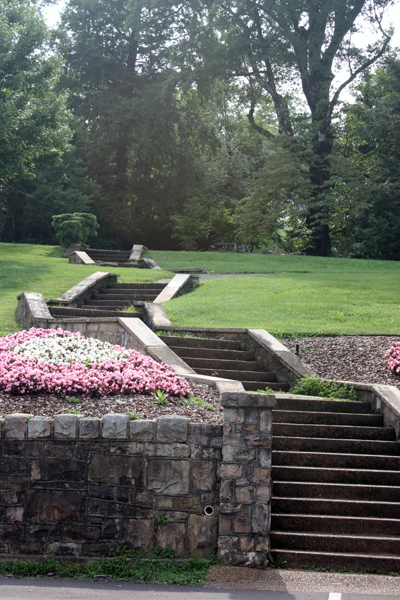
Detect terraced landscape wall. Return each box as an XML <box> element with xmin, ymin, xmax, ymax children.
<box><xmin>0</xmin><ymin>392</ymin><xmax>275</xmax><ymax>566</ymax></box>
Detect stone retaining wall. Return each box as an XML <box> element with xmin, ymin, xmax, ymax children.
<box><xmin>0</xmin><ymin>392</ymin><xmax>275</xmax><ymax>564</ymax></box>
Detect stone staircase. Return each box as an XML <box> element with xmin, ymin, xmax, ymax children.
<box><xmin>85</xmin><ymin>249</ymin><xmax>132</xmax><ymax>263</ymax></box>
<box><xmin>270</xmin><ymin>394</ymin><xmax>400</xmax><ymax>572</ymax></box>
<box><xmin>159</xmin><ymin>335</ymin><xmax>290</xmax><ymax>392</ymax></box>
<box><xmin>49</xmin><ymin>282</ymin><xmax>166</xmax><ymax>319</ymax></box>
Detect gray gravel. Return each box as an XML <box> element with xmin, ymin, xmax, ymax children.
<box><xmin>283</xmin><ymin>335</ymin><xmax>400</xmax><ymax>389</ymax></box>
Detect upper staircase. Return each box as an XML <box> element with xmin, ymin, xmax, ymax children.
<box><xmin>85</xmin><ymin>249</ymin><xmax>132</xmax><ymax>264</ymax></box>
<box><xmin>48</xmin><ymin>281</ymin><xmax>166</xmax><ymax>320</ymax></box>
<box><xmin>159</xmin><ymin>334</ymin><xmax>290</xmax><ymax>392</ymax></box>
<box><xmin>270</xmin><ymin>394</ymin><xmax>400</xmax><ymax>572</ymax></box>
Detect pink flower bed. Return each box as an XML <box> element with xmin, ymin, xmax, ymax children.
<box><xmin>385</xmin><ymin>342</ymin><xmax>400</xmax><ymax>375</ymax></box>
<box><xmin>0</xmin><ymin>328</ymin><xmax>190</xmax><ymax>396</ymax></box>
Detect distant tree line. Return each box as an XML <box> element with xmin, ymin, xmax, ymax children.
<box><xmin>1</xmin><ymin>0</ymin><xmax>400</xmax><ymax>259</ymax></box>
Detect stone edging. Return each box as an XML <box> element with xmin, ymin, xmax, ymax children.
<box><xmin>68</xmin><ymin>251</ymin><xmax>95</xmax><ymax>265</ymax></box>
<box><xmin>129</xmin><ymin>244</ymin><xmax>147</xmax><ymax>261</ymax></box>
<box><xmin>153</xmin><ymin>274</ymin><xmax>198</xmax><ymax>304</ymax></box>
<box><xmin>56</xmin><ymin>271</ymin><xmax>118</xmax><ymax>305</ymax></box>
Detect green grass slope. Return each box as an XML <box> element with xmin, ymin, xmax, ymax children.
<box><xmin>1</xmin><ymin>244</ymin><xmax>399</xmax><ymax>337</ymax></box>
<box><xmin>146</xmin><ymin>251</ymin><xmax>400</xmax><ymax>335</ymax></box>
<box><xmin>0</xmin><ymin>243</ymin><xmax>172</xmax><ymax>337</ymax></box>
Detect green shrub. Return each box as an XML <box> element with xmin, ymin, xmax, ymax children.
<box><xmin>290</xmin><ymin>376</ymin><xmax>357</xmax><ymax>400</ymax></box>
<box><xmin>52</xmin><ymin>212</ymin><xmax>99</xmax><ymax>247</ymax></box>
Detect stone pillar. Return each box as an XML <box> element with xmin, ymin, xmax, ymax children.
<box><xmin>218</xmin><ymin>391</ymin><xmax>276</xmax><ymax>567</ymax></box>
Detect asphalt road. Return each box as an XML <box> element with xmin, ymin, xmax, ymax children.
<box><xmin>1</xmin><ymin>580</ymin><xmax>400</xmax><ymax>600</ymax></box>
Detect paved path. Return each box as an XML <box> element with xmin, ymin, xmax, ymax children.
<box><xmin>1</xmin><ymin>579</ymin><xmax>400</xmax><ymax>600</ymax></box>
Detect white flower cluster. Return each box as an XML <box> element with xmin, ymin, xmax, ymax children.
<box><xmin>14</xmin><ymin>334</ymin><xmax>130</xmax><ymax>365</ymax></box>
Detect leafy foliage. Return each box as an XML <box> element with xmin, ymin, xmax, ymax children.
<box><xmin>290</xmin><ymin>376</ymin><xmax>358</xmax><ymax>400</ymax></box>
<box><xmin>52</xmin><ymin>212</ymin><xmax>99</xmax><ymax>247</ymax></box>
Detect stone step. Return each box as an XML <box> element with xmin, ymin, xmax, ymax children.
<box><xmin>274</xmin><ymin>397</ymin><xmax>372</xmax><ymax>414</ymax></box>
<box><xmin>159</xmin><ymin>336</ymin><xmax>244</xmax><ymax>351</ymax></box>
<box><xmin>271</xmin><ymin>496</ymin><xmax>400</xmax><ymax>519</ymax></box>
<box><xmin>271</xmin><ymin>514</ymin><xmax>400</xmax><ymax>536</ymax></box>
<box><xmin>272</xmin><ymin>465</ymin><xmax>400</xmax><ymax>486</ymax></box>
<box><xmin>178</xmin><ymin>357</ymin><xmax>264</xmax><ymax>371</ymax></box>
<box><xmin>267</xmin><ymin>548</ymin><xmax>400</xmax><ymax>573</ymax></box>
<box><xmin>93</xmin><ymin>293</ymin><xmax>160</xmax><ymax>301</ymax></box>
<box><xmin>194</xmin><ymin>368</ymin><xmax>277</xmax><ymax>382</ymax></box>
<box><xmin>168</xmin><ymin>346</ymin><xmax>254</xmax><ymax>361</ymax></box>
<box><xmin>272</xmin><ymin>450</ymin><xmax>400</xmax><ymax>471</ymax></box>
<box><xmin>87</xmin><ymin>250</ymin><xmax>131</xmax><ymax>258</ymax></box>
<box><xmin>113</xmin><ymin>283</ymin><xmax>166</xmax><ymax>290</ymax></box>
<box><xmin>273</xmin><ymin>436</ymin><xmax>400</xmax><ymax>455</ymax></box>
<box><xmin>272</xmin><ymin>410</ymin><xmax>383</xmax><ymax>427</ymax></box>
<box><xmin>49</xmin><ymin>307</ymin><xmax>141</xmax><ymax>318</ymax></box>
<box><xmin>273</xmin><ymin>481</ymin><xmax>400</xmax><ymax>502</ymax></box>
<box><xmin>273</xmin><ymin>423</ymin><xmax>396</xmax><ymax>441</ymax></box>
<box><xmin>243</xmin><ymin>381</ymin><xmax>291</xmax><ymax>392</ymax></box>
<box><xmin>96</xmin><ymin>289</ymin><xmax>163</xmax><ymax>297</ymax></box>
<box><xmin>85</xmin><ymin>297</ymin><xmax>156</xmax><ymax>307</ymax></box>
<box><xmin>270</xmin><ymin>530</ymin><xmax>400</xmax><ymax>555</ymax></box>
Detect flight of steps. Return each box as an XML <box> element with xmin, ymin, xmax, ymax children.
<box><xmin>48</xmin><ymin>282</ymin><xmax>166</xmax><ymax>319</ymax></box>
<box><xmin>159</xmin><ymin>335</ymin><xmax>290</xmax><ymax>392</ymax></box>
<box><xmin>85</xmin><ymin>249</ymin><xmax>132</xmax><ymax>264</ymax></box>
<box><xmin>270</xmin><ymin>394</ymin><xmax>400</xmax><ymax>572</ymax></box>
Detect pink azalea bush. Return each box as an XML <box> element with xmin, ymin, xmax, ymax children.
<box><xmin>0</xmin><ymin>328</ymin><xmax>190</xmax><ymax>396</ymax></box>
<box><xmin>385</xmin><ymin>342</ymin><xmax>400</xmax><ymax>375</ymax></box>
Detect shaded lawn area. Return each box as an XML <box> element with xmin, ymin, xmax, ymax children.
<box><xmin>161</xmin><ymin>270</ymin><xmax>400</xmax><ymax>336</ymax></box>
<box><xmin>0</xmin><ymin>243</ymin><xmax>172</xmax><ymax>337</ymax></box>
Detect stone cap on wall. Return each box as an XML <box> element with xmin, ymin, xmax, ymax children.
<box><xmin>247</xmin><ymin>329</ymin><xmax>316</xmax><ymax>379</ymax></box>
<box><xmin>1</xmin><ymin>412</ymin><xmax>223</xmax><ymax>441</ymax></box>
<box><xmin>56</xmin><ymin>272</ymin><xmax>118</xmax><ymax>304</ymax></box>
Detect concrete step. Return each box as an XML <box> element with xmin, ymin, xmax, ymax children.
<box><xmin>167</xmin><ymin>346</ymin><xmax>254</xmax><ymax>361</ymax></box>
<box><xmin>274</xmin><ymin>397</ymin><xmax>372</xmax><ymax>414</ymax></box>
<box><xmin>271</xmin><ymin>513</ymin><xmax>400</xmax><ymax>536</ymax></box>
<box><xmin>273</xmin><ymin>423</ymin><xmax>396</xmax><ymax>441</ymax></box>
<box><xmin>272</xmin><ymin>450</ymin><xmax>400</xmax><ymax>471</ymax></box>
<box><xmin>159</xmin><ymin>336</ymin><xmax>244</xmax><ymax>351</ymax></box>
<box><xmin>270</xmin><ymin>530</ymin><xmax>400</xmax><ymax>555</ymax></box>
<box><xmin>272</xmin><ymin>496</ymin><xmax>400</xmax><ymax>519</ymax></box>
<box><xmin>272</xmin><ymin>465</ymin><xmax>400</xmax><ymax>486</ymax></box>
<box><xmin>178</xmin><ymin>357</ymin><xmax>264</xmax><ymax>371</ymax></box>
<box><xmin>49</xmin><ymin>307</ymin><xmax>141</xmax><ymax>318</ymax></box>
<box><xmin>87</xmin><ymin>250</ymin><xmax>131</xmax><ymax>259</ymax></box>
<box><xmin>273</xmin><ymin>481</ymin><xmax>400</xmax><ymax>502</ymax></box>
<box><xmin>267</xmin><ymin>548</ymin><xmax>400</xmax><ymax>573</ymax></box>
<box><xmin>194</xmin><ymin>368</ymin><xmax>277</xmax><ymax>382</ymax></box>
<box><xmin>243</xmin><ymin>381</ymin><xmax>291</xmax><ymax>392</ymax></box>
<box><xmin>273</xmin><ymin>436</ymin><xmax>400</xmax><ymax>455</ymax></box>
<box><xmin>272</xmin><ymin>410</ymin><xmax>383</xmax><ymax>427</ymax></box>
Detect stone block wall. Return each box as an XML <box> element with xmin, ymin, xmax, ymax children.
<box><xmin>0</xmin><ymin>392</ymin><xmax>275</xmax><ymax>564</ymax></box>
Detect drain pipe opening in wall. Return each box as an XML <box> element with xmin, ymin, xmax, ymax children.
<box><xmin>204</xmin><ymin>505</ymin><xmax>214</xmax><ymax>516</ymax></box>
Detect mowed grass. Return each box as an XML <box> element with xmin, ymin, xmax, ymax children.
<box><xmin>1</xmin><ymin>244</ymin><xmax>400</xmax><ymax>337</ymax></box>
<box><xmin>0</xmin><ymin>243</ymin><xmax>172</xmax><ymax>337</ymax></box>
<box><xmin>146</xmin><ymin>252</ymin><xmax>400</xmax><ymax>335</ymax></box>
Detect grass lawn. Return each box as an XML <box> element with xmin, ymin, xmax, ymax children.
<box><xmin>146</xmin><ymin>251</ymin><xmax>400</xmax><ymax>336</ymax></box>
<box><xmin>1</xmin><ymin>244</ymin><xmax>400</xmax><ymax>337</ymax></box>
<box><xmin>0</xmin><ymin>243</ymin><xmax>172</xmax><ymax>337</ymax></box>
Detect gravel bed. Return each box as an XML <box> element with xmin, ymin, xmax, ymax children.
<box><xmin>283</xmin><ymin>335</ymin><xmax>400</xmax><ymax>389</ymax></box>
<box><xmin>0</xmin><ymin>382</ymin><xmax>223</xmax><ymax>424</ymax></box>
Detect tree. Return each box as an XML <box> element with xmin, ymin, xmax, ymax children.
<box><xmin>184</xmin><ymin>0</ymin><xmax>393</xmax><ymax>255</ymax></box>
<box><xmin>0</xmin><ymin>0</ymin><xmax>73</xmax><ymax>240</ymax></box>
<box><xmin>58</xmin><ymin>0</ymin><xmax>206</xmax><ymax>249</ymax></box>
<box><xmin>328</xmin><ymin>58</ymin><xmax>400</xmax><ymax>259</ymax></box>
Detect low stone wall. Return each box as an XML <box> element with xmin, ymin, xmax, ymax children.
<box><xmin>0</xmin><ymin>392</ymin><xmax>275</xmax><ymax>564</ymax></box>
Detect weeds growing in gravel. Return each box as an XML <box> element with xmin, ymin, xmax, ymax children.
<box><xmin>290</xmin><ymin>376</ymin><xmax>358</xmax><ymax>400</ymax></box>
